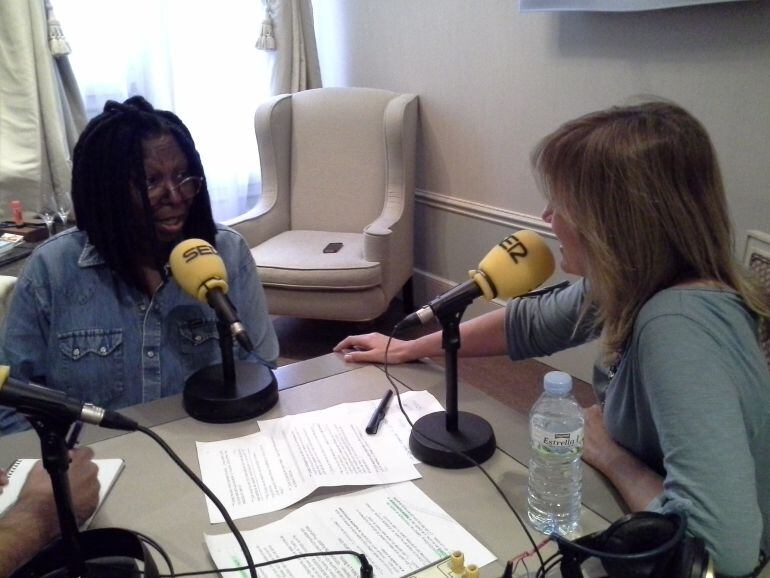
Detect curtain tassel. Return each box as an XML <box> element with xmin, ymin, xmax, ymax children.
<box><xmin>255</xmin><ymin>16</ymin><xmax>276</xmax><ymax>51</ymax></box>
<box><xmin>45</xmin><ymin>1</ymin><xmax>71</xmax><ymax>57</ymax></box>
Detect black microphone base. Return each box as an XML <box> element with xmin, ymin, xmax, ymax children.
<box><xmin>10</xmin><ymin>528</ymin><xmax>158</xmax><ymax>578</ymax></box>
<box><xmin>409</xmin><ymin>411</ymin><xmax>496</xmax><ymax>469</ymax></box>
<box><xmin>184</xmin><ymin>362</ymin><xmax>278</xmax><ymax>423</ymax></box>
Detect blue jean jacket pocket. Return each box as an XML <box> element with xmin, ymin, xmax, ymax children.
<box><xmin>178</xmin><ymin>318</ymin><xmax>219</xmax><ymax>352</ymax></box>
<box><xmin>57</xmin><ymin>328</ymin><xmax>124</xmax><ymax>405</ymax></box>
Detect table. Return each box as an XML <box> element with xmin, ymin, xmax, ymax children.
<box><xmin>0</xmin><ymin>243</ymin><xmax>35</xmax><ymax>277</ymax></box>
<box><xmin>1</xmin><ymin>354</ymin><xmax>624</xmax><ymax>577</ymax></box>
<box><xmin>0</xmin><ymin>222</ymin><xmax>74</xmax><ymax>277</ymax></box>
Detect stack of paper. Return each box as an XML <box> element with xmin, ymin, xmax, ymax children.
<box><xmin>197</xmin><ymin>390</ymin><xmax>498</xmax><ymax>577</ymax></box>
<box><xmin>196</xmin><ymin>390</ymin><xmax>444</xmax><ymax>522</ymax></box>
<box><xmin>205</xmin><ymin>482</ymin><xmax>496</xmax><ymax>578</ymax></box>
<box><xmin>0</xmin><ymin>233</ymin><xmax>24</xmax><ymax>256</ymax></box>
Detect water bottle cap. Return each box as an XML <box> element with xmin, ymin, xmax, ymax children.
<box><xmin>543</xmin><ymin>371</ymin><xmax>572</xmax><ymax>395</ymax></box>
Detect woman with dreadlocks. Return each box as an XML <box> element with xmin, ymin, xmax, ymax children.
<box><xmin>0</xmin><ymin>96</ymin><xmax>278</xmax><ymax>433</ymax></box>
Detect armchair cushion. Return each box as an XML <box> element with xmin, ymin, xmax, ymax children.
<box><xmin>253</xmin><ymin>231</ymin><xmax>382</xmax><ymax>290</ymax></box>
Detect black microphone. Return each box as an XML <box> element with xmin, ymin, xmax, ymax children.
<box><xmin>0</xmin><ymin>366</ymin><xmax>138</xmax><ymax>431</ymax></box>
<box><xmin>396</xmin><ymin>230</ymin><xmax>556</xmax><ymax>332</ymax></box>
<box><xmin>397</xmin><ymin>279</ymin><xmax>483</xmax><ymax>332</ymax></box>
<box><xmin>168</xmin><ymin>239</ymin><xmax>254</xmax><ymax>353</ymax></box>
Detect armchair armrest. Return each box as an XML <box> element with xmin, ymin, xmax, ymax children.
<box><xmin>355</xmin><ymin>94</ymin><xmax>418</xmax><ymax>297</ymax></box>
<box><xmin>362</xmin><ymin>94</ymin><xmax>418</xmax><ymax>289</ymax></box>
<box><xmin>226</xmin><ymin>193</ymin><xmax>283</xmax><ymax>248</ymax></box>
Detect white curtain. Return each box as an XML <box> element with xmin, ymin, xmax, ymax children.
<box><xmin>54</xmin><ymin>0</ymin><xmax>274</xmax><ymax>221</ymax></box>
<box><xmin>0</xmin><ymin>0</ymin><xmax>86</xmax><ymax>219</ymax></box>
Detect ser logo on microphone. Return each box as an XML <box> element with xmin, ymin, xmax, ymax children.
<box><xmin>181</xmin><ymin>244</ymin><xmax>219</xmax><ymax>263</ymax></box>
<box><xmin>499</xmin><ymin>233</ymin><xmax>529</xmax><ymax>264</ymax></box>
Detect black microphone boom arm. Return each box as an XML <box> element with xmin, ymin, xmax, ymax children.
<box><xmin>396</xmin><ymin>279</ymin><xmax>482</xmax><ymax>332</ymax></box>
<box><xmin>206</xmin><ymin>289</ymin><xmax>254</xmax><ymax>352</ymax></box>
<box><xmin>0</xmin><ymin>371</ymin><xmax>138</xmax><ymax>431</ymax></box>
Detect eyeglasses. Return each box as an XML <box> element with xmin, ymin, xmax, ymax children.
<box><xmin>145</xmin><ymin>175</ymin><xmax>204</xmax><ymax>207</ymax></box>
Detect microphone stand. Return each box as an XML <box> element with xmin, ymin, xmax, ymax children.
<box><xmin>14</xmin><ymin>416</ymin><xmax>155</xmax><ymax>578</ymax></box>
<box><xmin>408</xmin><ymin>303</ymin><xmax>496</xmax><ymax>469</ymax></box>
<box><xmin>28</xmin><ymin>416</ymin><xmax>85</xmax><ymax>577</ymax></box>
<box><xmin>184</xmin><ymin>318</ymin><xmax>278</xmax><ymax>423</ymax></box>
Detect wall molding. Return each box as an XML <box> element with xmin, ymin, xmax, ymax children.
<box><xmin>415</xmin><ymin>189</ymin><xmax>555</xmax><ymax>239</ymax></box>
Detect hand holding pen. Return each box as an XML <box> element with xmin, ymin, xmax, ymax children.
<box><xmin>365</xmin><ymin>390</ymin><xmax>394</xmax><ymax>435</ymax></box>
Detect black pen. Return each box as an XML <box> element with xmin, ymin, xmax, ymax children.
<box><xmin>66</xmin><ymin>421</ymin><xmax>84</xmax><ymax>449</ymax></box>
<box><xmin>365</xmin><ymin>390</ymin><xmax>394</xmax><ymax>435</ymax></box>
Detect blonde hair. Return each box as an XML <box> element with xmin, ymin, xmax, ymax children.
<box><xmin>532</xmin><ymin>100</ymin><xmax>770</xmax><ymax>361</ymax></box>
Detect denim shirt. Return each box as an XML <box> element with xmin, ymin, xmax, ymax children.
<box><xmin>0</xmin><ymin>225</ymin><xmax>279</xmax><ymax>434</ymax></box>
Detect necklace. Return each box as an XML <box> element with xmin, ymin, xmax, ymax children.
<box><xmin>602</xmin><ymin>350</ymin><xmax>624</xmax><ymax>408</ymax></box>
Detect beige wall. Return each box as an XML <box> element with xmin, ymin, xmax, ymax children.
<box><xmin>313</xmin><ymin>0</ymin><xmax>770</xmax><ymax>380</ymax></box>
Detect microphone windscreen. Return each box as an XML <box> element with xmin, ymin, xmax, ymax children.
<box><xmin>169</xmin><ymin>239</ymin><xmax>229</xmax><ymax>303</ymax></box>
<box><xmin>470</xmin><ymin>230</ymin><xmax>555</xmax><ymax>300</ymax></box>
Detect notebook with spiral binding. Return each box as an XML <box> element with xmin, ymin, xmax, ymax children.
<box><xmin>0</xmin><ymin>458</ymin><xmax>124</xmax><ymax>528</ymax></box>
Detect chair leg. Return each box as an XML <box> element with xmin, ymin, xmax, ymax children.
<box><xmin>402</xmin><ymin>276</ymin><xmax>415</xmax><ymax>314</ymax></box>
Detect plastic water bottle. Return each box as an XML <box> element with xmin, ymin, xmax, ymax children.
<box><xmin>527</xmin><ymin>370</ymin><xmax>584</xmax><ymax>536</ymax></box>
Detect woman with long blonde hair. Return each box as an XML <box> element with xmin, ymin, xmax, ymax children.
<box><xmin>336</xmin><ymin>100</ymin><xmax>770</xmax><ymax>576</ymax></box>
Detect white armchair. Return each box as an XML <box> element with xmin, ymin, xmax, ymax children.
<box><xmin>231</xmin><ymin>87</ymin><xmax>419</xmax><ymax>322</ymax></box>
<box><xmin>0</xmin><ymin>275</ymin><xmax>16</xmax><ymax>323</ymax></box>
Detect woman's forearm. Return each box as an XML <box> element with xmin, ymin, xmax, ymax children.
<box><xmin>410</xmin><ymin>308</ymin><xmax>509</xmax><ymax>359</ymax></box>
<box><xmin>594</xmin><ymin>449</ymin><xmax>664</xmax><ymax>512</ymax></box>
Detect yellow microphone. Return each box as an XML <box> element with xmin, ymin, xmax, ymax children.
<box><xmin>169</xmin><ymin>239</ymin><xmax>229</xmax><ymax>301</ymax></box>
<box><xmin>471</xmin><ymin>229</ymin><xmax>556</xmax><ymax>301</ymax></box>
<box><xmin>169</xmin><ymin>239</ymin><xmax>254</xmax><ymax>352</ymax></box>
<box><xmin>396</xmin><ymin>230</ymin><xmax>556</xmax><ymax>331</ymax></box>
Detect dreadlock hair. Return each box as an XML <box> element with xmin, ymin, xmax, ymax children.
<box><xmin>72</xmin><ymin>95</ymin><xmax>217</xmax><ymax>289</ymax></box>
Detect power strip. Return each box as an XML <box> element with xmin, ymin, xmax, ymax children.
<box><xmin>402</xmin><ymin>551</ymin><xmax>482</xmax><ymax>578</ymax></box>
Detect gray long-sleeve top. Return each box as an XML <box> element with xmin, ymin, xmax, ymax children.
<box><xmin>506</xmin><ymin>279</ymin><xmax>770</xmax><ymax>577</ymax></box>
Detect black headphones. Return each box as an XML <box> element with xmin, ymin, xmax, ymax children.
<box><xmin>10</xmin><ymin>528</ymin><xmax>159</xmax><ymax>578</ymax></box>
<box><xmin>551</xmin><ymin>511</ymin><xmax>714</xmax><ymax>578</ymax></box>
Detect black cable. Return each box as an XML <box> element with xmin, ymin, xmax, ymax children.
<box><xmin>542</xmin><ymin>556</ymin><xmax>563</xmax><ymax>577</ymax></box>
<box><xmin>101</xmin><ymin>550</ymin><xmax>370</xmax><ymax>577</ymax></box>
<box><xmin>381</xmin><ymin>331</ymin><xmax>548</xmax><ymax>575</ymax></box>
<box><xmin>135</xmin><ymin>530</ymin><xmax>175</xmax><ymax>576</ymax></box>
<box><xmin>520</xmin><ymin>280</ymin><xmax>569</xmax><ymax>297</ymax></box>
<box><xmin>164</xmin><ymin>550</ymin><xmax>369</xmax><ymax>577</ymax></box>
<box><xmin>136</xmin><ymin>425</ymin><xmax>258</xmax><ymax>578</ymax></box>
<box><xmin>535</xmin><ymin>551</ymin><xmax>562</xmax><ymax>578</ymax></box>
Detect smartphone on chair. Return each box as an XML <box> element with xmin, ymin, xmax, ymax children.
<box><xmin>323</xmin><ymin>242</ymin><xmax>343</xmax><ymax>253</ymax></box>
